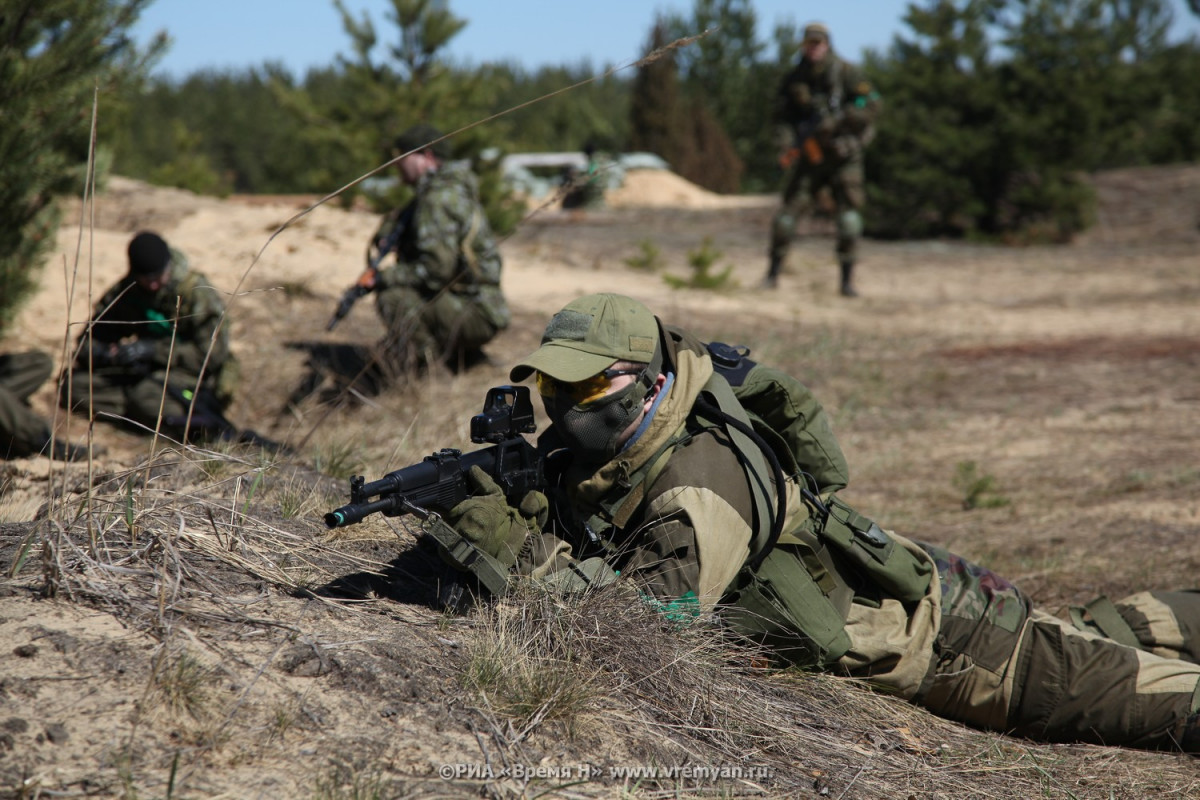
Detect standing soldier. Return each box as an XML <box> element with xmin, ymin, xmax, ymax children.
<box><xmin>356</xmin><ymin>123</ymin><xmax>510</xmax><ymax>375</ymax></box>
<box><xmin>764</xmin><ymin>22</ymin><xmax>881</xmax><ymax>297</ymax></box>
<box><xmin>62</xmin><ymin>231</ymin><xmax>238</xmax><ymax>442</ymax></box>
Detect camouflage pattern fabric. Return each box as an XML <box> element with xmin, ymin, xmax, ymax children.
<box><xmin>1</xmin><ymin>350</ymin><xmax>54</xmax><ymax>457</ymax></box>
<box><xmin>770</xmin><ymin>47</ymin><xmax>881</xmax><ymax>265</ymax></box>
<box><xmin>373</xmin><ymin>160</ymin><xmax>510</xmax><ymax>368</ymax></box>
<box><xmin>916</xmin><ymin>543</ymin><xmax>1200</xmax><ymax>750</ymax></box>
<box><xmin>62</xmin><ymin>250</ymin><xmax>232</xmax><ymax>428</ymax></box>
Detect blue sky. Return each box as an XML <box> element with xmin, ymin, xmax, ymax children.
<box><xmin>133</xmin><ymin>1</ymin><xmax>1200</xmax><ymax>79</ymax></box>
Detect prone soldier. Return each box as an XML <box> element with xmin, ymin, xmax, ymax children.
<box><xmin>362</xmin><ymin>292</ymin><xmax>1200</xmax><ymax>753</ymax></box>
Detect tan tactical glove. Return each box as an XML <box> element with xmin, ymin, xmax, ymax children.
<box><xmin>444</xmin><ymin>466</ymin><xmax>546</xmax><ymax>568</ymax></box>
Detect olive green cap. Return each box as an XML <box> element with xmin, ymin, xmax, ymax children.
<box><xmin>803</xmin><ymin>22</ymin><xmax>830</xmax><ymax>43</ymax></box>
<box><xmin>510</xmin><ymin>293</ymin><xmax>659</xmax><ymax>383</ymax></box>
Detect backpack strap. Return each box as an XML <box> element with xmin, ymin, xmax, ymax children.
<box><xmin>582</xmin><ymin>437</ymin><xmax>679</xmax><ymax>552</ymax></box>
<box><xmin>695</xmin><ymin>372</ymin><xmax>785</xmax><ymax>570</ymax></box>
<box><xmin>1069</xmin><ymin>596</ymin><xmax>1142</xmax><ymax>649</ymax></box>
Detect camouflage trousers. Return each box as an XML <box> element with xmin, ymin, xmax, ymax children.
<box><xmin>61</xmin><ymin>365</ymin><xmax>216</xmax><ymax>435</ymax></box>
<box><xmin>770</xmin><ymin>155</ymin><xmax>865</xmax><ymax>265</ymax></box>
<box><xmin>375</xmin><ymin>286</ymin><xmax>506</xmax><ymax>373</ymax></box>
<box><xmin>914</xmin><ymin>543</ymin><xmax>1200</xmax><ymax>751</ymax></box>
<box><xmin>1</xmin><ymin>350</ymin><xmax>54</xmax><ymax>457</ymax></box>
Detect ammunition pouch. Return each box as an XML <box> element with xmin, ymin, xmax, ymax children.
<box><xmin>720</xmin><ymin>498</ymin><xmax>933</xmax><ymax>670</ymax></box>
<box><xmin>721</xmin><ymin>529</ymin><xmax>853</xmax><ymax>669</ymax></box>
<box><xmin>820</xmin><ymin>496</ymin><xmax>932</xmax><ymax>603</ymax></box>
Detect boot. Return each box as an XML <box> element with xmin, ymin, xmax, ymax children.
<box><xmin>51</xmin><ymin>439</ymin><xmax>92</xmax><ymax>462</ymax></box>
<box><xmin>839</xmin><ymin>258</ymin><xmax>858</xmax><ymax>298</ymax></box>
<box><xmin>762</xmin><ymin>255</ymin><xmax>782</xmax><ymax>290</ymax></box>
<box><xmin>34</xmin><ymin>430</ymin><xmax>95</xmax><ymax>462</ymax></box>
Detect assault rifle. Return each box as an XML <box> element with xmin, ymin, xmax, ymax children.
<box><xmin>326</xmin><ymin>275</ymin><xmax>375</xmax><ymax>332</ymax></box>
<box><xmin>779</xmin><ymin>114</ymin><xmax>825</xmax><ymax>169</ymax></box>
<box><xmin>327</xmin><ymin>205</ymin><xmax>414</xmax><ymax>331</ymax></box>
<box><xmin>324</xmin><ymin>385</ymin><xmax>543</xmax><ymax>602</ymax></box>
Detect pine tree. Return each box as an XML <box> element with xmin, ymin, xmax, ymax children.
<box><xmin>865</xmin><ymin>0</ymin><xmax>1003</xmax><ymax>238</ymax></box>
<box><xmin>0</xmin><ymin>0</ymin><xmax>160</xmax><ymax>332</ymax></box>
<box><xmin>629</xmin><ymin>21</ymin><xmax>683</xmax><ymax>167</ymax></box>
<box><xmin>666</xmin><ymin>0</ymin><xmax>759</xmax><ymax>190</ymax></box>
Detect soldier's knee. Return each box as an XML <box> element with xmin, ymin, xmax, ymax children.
<box><xmin>771</xmin><ymin>213</ymin><xmax>797</xmax><ymax>243</ymax></box>
<box><xmin>837</xmin><ymin>210</ymin><xmax>863</xmax><ymax>242</ymax></box>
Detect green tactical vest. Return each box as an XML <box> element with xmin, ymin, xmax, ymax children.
<box><xmin>570</xmin><ymin>337</ymin><xmax>932</xmax><ymax>670</ymax></box>
<box><xmin>695</xmin><ymin>341</ymin><xmax>932</xmax><ymax>669</ymax></box>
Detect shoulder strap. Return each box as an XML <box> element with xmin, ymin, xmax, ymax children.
<box><xmin>458</xmin><ymin>205</ymin><xmax>483</xmax><ymax>281</ymax></box>
<box><xmin>696</xmin><ymin>373</ymin><xmax>786</xmax><ymax>570</ymax></box>
<box><xmin>584</xmin><ymin>437</ymin><xmax>680</xmax><ymax>549</ymax></box>
<box><xmin>1070</xmin><ymin>596</ymin><xmax>1142</xmax><ymax>649</ymax></box>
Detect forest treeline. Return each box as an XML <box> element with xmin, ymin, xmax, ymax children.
<box><xmin>107</xmin><ymin>0</ymin><xmax>1200</xmax><ymax>241</ymax></box>
<box><xmin>4</xmin><ymin>0</ymin><xmax>1200</xmax><ymax>326</ymax></box>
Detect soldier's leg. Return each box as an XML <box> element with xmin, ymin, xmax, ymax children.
<box><xmin>60</xmin><ymin>365</ymin><xmax>133</xmax><ymax>421</ymax></box>
<box><xmin>125</xmin><ymin>370</ymin><xmax>235</xmax><ymax>442</ymax></box>
<box><xmin>832</xmin><ymin>162</ymin><xmax>866</xmax><ymax>297</ymax></box>
<box><xmin>0</xmin><ymin>351</ymin><xmax>53</xmax><ymax>401</ymax></box>
<box><xmin>1008</xmin><ymin>611</ymin><xmax>1200</xmax><ymax>750</ymax></box>
<box><xmin>766</xmin><ymin>167</ymin><xmax>814</xmax><ymax>288</ymax></box>
<box><xmin>915</xmin><ymin>545</ymin><xmax>1200</xmax><ymax>751</ymax></box>
<box><xmin>375</xmin><ymin>286</ymin><xmax>439</xmax><ymax>377</ymax></box>
<box><xmin>1071</xmin><ymin>590</ymin><xmax>1200</xmax><ymax>663</ymax></box>
<box><xmin>1</xmin><ymin>351</ymin><xmax>56</xmax><ymax>456</ymax></box>
<box><xmin>125</xmin><ymin>370</ymin><xmax>201</xmax><ymax>427</ymax></box>
<box><xmin>425</xmin><ymin>293</ymin><xmax>500</xmax><ymax>369</ymax></box>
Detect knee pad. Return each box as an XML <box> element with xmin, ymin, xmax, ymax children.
<box><xmin>772</xmin><ymin>213</ymin><xmax>797</xmax><ymax>243</ymax></box>
<box><xmin>836</xmin><ymin>209</ymin><xmax>863</xmax><ymax>241</ymax></box>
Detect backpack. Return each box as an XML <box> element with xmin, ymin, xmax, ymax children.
<box><xmin>696</xmin><ymin>340</ymin><xmax>932</xmax><ymax>668</ymax></box>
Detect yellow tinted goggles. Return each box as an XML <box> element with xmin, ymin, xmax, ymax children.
<box><xmin>536</xmin><ymin>367</ymin><xmax>644</xmax><ymax>406</ymax></box>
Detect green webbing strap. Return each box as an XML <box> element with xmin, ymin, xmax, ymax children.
<box><xmin>699</xmin><ymin>375</ymin><xmax>777</xmax><ymax>563</ymax></box>
<box><xmin>1069</xmin><ymin>596</ymin><xmax>1142</xmax><ymax>650</ymax></box>
<box><xmin>536</xmin><ymin>556</ymin><xmax>619</xmax><ymax>594</ymax></box>
<box><xmin>585</xmin><ymin>435</ymin><xmax>680</xmax><ymax>547</ymax></box>
<box><xmin>424</xmin><ymin>514</ymin><xmax>510</xmax><ymax>598</ymax></box>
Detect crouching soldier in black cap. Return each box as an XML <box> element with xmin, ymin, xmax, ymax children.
<box><xmin>61</xmin><ymin>231</ymin><xmax>239</xmax><ymax>442</ymax></box>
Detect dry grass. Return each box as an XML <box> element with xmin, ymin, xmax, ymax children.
<box><xmin>3</xmin><ymin>168</ymin><xmax>1200</xmax><ymax>797</ymax></box>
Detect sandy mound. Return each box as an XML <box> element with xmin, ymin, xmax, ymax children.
<box><xmin>606</xmin><ymin>168</ymin><xmax>773</xmax><ymax>209</ymax></box>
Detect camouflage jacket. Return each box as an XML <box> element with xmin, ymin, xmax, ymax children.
<box><xmin>514</xmin><ymin>324</ymin><xmax>940</xmax><ymax>692</ymax></box>
<box><xmin>82</xmin><ymin>249</ymin><xmax>230</xmax><ymax>377</ymax></box>
<box><xmin>373</xmin><ymin>160</ymin><xmax>507</xmax><ymax>317</ymax></box>
<box><xmin>773</xmin><ymin>48</ymin><xmax>881</xmax><ymax>162</ymax></box>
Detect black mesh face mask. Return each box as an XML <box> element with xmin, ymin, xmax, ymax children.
<box><xmin>544</xmin><ymin>342</ymin><xmax>663</xmax><ymax>465</ymax></box>
<box><xmin>544</xmin><ymin>371</ymin><xmax>651</xmax><ymax>464</ymax></box>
